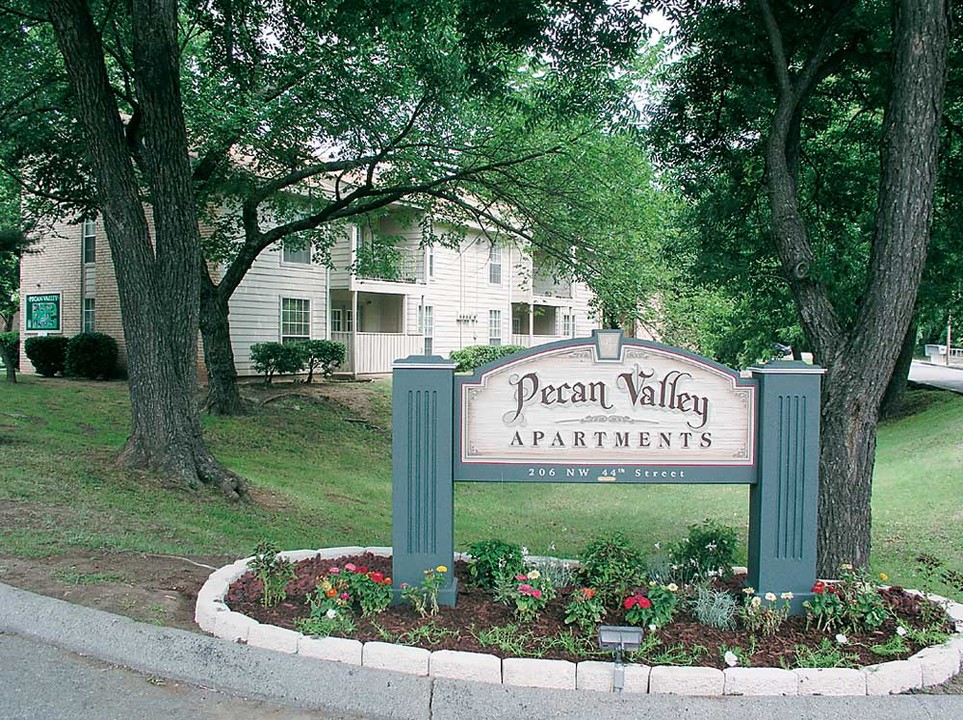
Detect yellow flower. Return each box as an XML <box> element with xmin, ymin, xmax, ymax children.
<box><xmin>435</xmin><ymin>565</ymin><xmax>448</xmax><ymax>573</ymax></box>
<box><xmin>879</xmin><ymin>573</ymin><xmax>889</xmax><ymax>582</ymax></box>
<box><xmin>527</xmin><ymin>569</ymin><xmax>541</xmax><ymax>580</ymax></box>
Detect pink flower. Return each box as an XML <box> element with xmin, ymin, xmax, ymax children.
<box><xmin>344</xmin><ymin>563</ymin><xmax>357</xmax><ymax>572</ymax></box>
<box><xmin>340</xmin><ymin>592</ymin><xmax>349</xmax><ymax>600</ymax></box>
<box><xmin>532</xmin><ymin>589</ymin><xmax>542</xmax><ymax>599</ymax></box>
<box><xmin>515</xmin><ymin>574</ymin><xmax>528</xmax><ymax>581</ymax></box>
<box><xmin>518</xmin><ymin>583</ymin><xmax>532</xmax><ymax>594</ymax></box>
<box><xmin>328</xmin><ymin>567</ymin><xmax>340</xmax><ymax>574</ymax></box>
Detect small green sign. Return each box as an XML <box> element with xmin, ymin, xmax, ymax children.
<box><xmin>25</xmin><ymin>293</ymin><xmax>61</xmax><ymax>332</ymax></box>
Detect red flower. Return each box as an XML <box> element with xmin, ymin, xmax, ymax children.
<box><xmin>356</xmin><ymin>565</ymin><xmax>369</xmax><ymax>574</ymax></box>
<box><xmin>637</xmin><ymin>596</ymin><xmax>652</xmax><ymax>609</ymax></box>
<box><xmin>812</xmin><ymin>581</ymin><xmax>825</xmax><ymax>595</ymax></box>
<box><xmin>369</xmin><ymin>571</ymin><xmax>385</xmax><ymax>584</ymax></box>
<box><xmin>581</xmin><ymin>588</ymin><xmax>596</xmax><ymax>600</ymax></box>
<box><xmin>624</xmin><ymin>596</ymin><xmax>637</xmax><ymax>609</ymax></box>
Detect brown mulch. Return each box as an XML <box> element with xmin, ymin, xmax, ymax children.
<box><xmin>225</xmin><ymin>553</ymin><xmax>949</xmax><ymax>670</ymax></box>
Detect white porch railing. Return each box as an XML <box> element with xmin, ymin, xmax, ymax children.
<box><xmin>510</xmin><ymin>333</ymin><xmax>571</xmax><ymax>348</ymax></box>
<box><xmin>331</xmin><ymin>331</ymin><xmax>424</xmax><ymax>374</ymax></box>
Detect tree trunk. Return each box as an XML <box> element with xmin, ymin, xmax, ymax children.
<box><xmin>49</xmin><ymin>0</ymin><xmax>244</xmax><ymax>499</ymax></box>
<box><xmin>200</xmin><ymin>274</ymin><xmax>246</xmax><ymax>415</ymax></box>
<box><xmin>879</xmin><ymin>317</ymin><xmax>917</xmax><ymax>420</ymax></box>
<box><xmin>757</xmin><ymin>0</ymin><xmax>947</xmax><ymax>576</ymax></box>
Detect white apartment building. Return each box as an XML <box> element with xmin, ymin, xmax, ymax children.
<box><xmin>20</xmin><ymin>209</ymin><xmax>602</xmax><ymax>376</ymax></box>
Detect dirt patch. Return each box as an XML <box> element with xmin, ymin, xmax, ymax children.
<box><xmin>0</xmin><ymin>549</ymin><xmax>232</xmax><ymax>632</ymax></box>
<box><xmin>241</xmin><ymin>379</ymin><xmax>390</xmax><ymax>430</ymax></box>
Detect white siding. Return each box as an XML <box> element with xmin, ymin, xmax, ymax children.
<box><xmin>228</xmin><ymin>244</ymin><xmax>329</xmax><ymax>375</ymax></box>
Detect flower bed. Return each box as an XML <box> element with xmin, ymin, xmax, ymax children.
<box><xmin>219</xmin><ymin>551</ymin><xmax>957</xmax><ymax>674</ymax></box>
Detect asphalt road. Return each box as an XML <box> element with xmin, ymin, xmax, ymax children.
<box><xmin>909</xmin><ymin>360</ymin><xmax>963</xmax><ymax>393</ymax></box>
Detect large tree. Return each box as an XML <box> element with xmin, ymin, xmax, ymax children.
<box><xmin>0</xmin><ymin>1</ymin><xmax>655</xmax><ymax>492</ymax></box>
<box><xmin>652</xmin><ymin>0</ymin><xmax>950</xmax><ymax>574</ymax></box>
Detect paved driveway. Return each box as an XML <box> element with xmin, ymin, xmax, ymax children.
<box><xmin>909</xmin><ymin>360</ymin><xmax>963</xmax><ymax>394</ymax></box>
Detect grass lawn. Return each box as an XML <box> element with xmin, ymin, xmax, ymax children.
<box><xmin>0</xmin><ymin>376</ymin><xmax>960</xmax><ymax>598</ymax></box>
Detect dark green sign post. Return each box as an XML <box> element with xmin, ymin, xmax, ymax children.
<box><xmin>392</xmin><ymin>331</ymin><xmax>822</xmax><ymax>611</ymax></box>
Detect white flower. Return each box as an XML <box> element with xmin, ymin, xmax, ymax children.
<box><xmin>780</xmin><ymin>592</ymin><xmax>794</xmax><ymax>600</ymax></box>
<box><xmin>648</xmin><ymin>624</ymin><xmax>657</xmax><ymax>632</ymax></box>
<box><xmin>667</xmin><ymin>583</ymin><xmax>679</xmax><ymax>592</ymax></box>
<box><xmin>527</xmin><ymin>569</ymin><xmax>541</xmax><ymax>580</ymax></box>
<box><xmin>521</xmin><ymin>546</ymin><xmax>529</xmax><ymax>557</ymax></box>
<box><xmin>724</xmin><ymin>650</ymin><xmax>739</xmax><ymax>667</ymax></box>
<box><xmin>706</xmin><ymin>542</ymin><xmax>717</xmax><ymax>551</ymax></box>
<box><xmin>835</xmin><ymin>634</ymin><xmax>848</xmax><ymax>645</ymax></box>
<box><xmin>654</xmin><ymin>542</ymin><xmax>661</xmax><ymax>550</ymax></box>
<box><xmin>896</xmin><ymin>626</ymin><xmax>907</xmax><ymax>637</ymax></box>
<box><xmin>764</xmin><ymin>592</ymin><xmax>777</xmax><ymax>602</ymax></box>
<box><xmin>325</xmin><ymin>608</ymin><xmax>338</xmax><ymax>619</ymax></box>
<box><xmin>751</xmin><ymin>596</ymin><xmax>762</xmax><ymax>608</ymax></box>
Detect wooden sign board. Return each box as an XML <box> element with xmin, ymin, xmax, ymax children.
<box><xmin>455</xmin><ymin>332</ymin><xmax>756</xmax><ymax>483</ymax></box>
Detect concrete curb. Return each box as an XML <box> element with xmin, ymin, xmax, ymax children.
<box><xmin>197</xmin><ymin>548</ymin><xmax>963</xmax><ymax>697</ymax></box>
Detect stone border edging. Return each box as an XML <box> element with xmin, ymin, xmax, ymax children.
<box><xmin>196</xmin><ymin>548</ymin><xmax>963</xmax><ymax>696</ymax></box>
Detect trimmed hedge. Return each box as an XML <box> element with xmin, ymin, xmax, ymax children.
<box><xmin>250</xmin><ymin>340</ymin><xmax>348</xmax><ymax>382</ymax></box>
<box><xmin>449</xmin><ymin>344</ymin><xmax>527</xmax><ymax>373</ymax></box>
<box><xmin>24</xmin><ymin>335</ymin><xmax>68</xmax><ymax>377</ymax></box>
<box><xmin>65</xmin><ymin>332</ymin><xmax>118</xmax><ymax>379</ymax></box>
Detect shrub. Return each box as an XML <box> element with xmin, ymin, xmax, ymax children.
<box><xmin>0</xmin><ymin>331</ymin><xmax>19</xmax><ymax>372</ymax></box>
<box><xmin>577</xmin><ymin>532</ymin><xmax>645</xmax><ymax>608</ymax></box>
<box><xmin>24</xmin><ymin>335</ymin><xmax>68</xmax><ymax>377</ymax></box>
<box><xmin>449</xmin><ymin>344</ymin><xmax>527</xmax><ymax>372</ymax></box>
<box><xmin>804</xmin><ymin>565</ymin><xmax>889</xmax><ymax>633</ymax></box>
<box><xmin>65</xmin><ymin>332</ymin><xmax>118</xmax><ymax>379</ymax></box>
<box><xmin>466</xmin><ymin>539</ymin><xmax>525</xmax><ymax>590</ymax></box>
<box><xmin>668</xmin><ymin>519</ymin><xmax>739</xmax><ymax>584</ymax></box>
<box><xmin>690</xmin><ymin>583</ymin><xmax>739</xmax><ymax>630</ymax></box>
<box><xmin>250</xmin><ymin>341</ymin><xmax>306</xmax><ymax>382</ymax></box>
<box><xmin>296</xmin><ymin>339</ymin><xmax>345</xmax><ymax>382</ymax></box>
<box><xmin>564</xmin><ymin>587</ymin><xmax>607</xmax><ymax>633</ymax></box>
<box><xmin>248</xmin><ymin>540</ymin><xmax>296</xmax><ymax>608</ymax></box>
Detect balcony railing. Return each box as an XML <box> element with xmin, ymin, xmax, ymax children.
<box><xmin>356</xmin><ymin>244</ymin><xmax>423</xmax><ymax>284</ymax></box>
<box><xmin>331</xmin><ymin>331</ymin><xmax>424</xmax><ymax>374</ymax></box>
<box><xmin>532</xmin><ymin>274</ymin><xmax>573</xmax><ymax>298</ymax></box>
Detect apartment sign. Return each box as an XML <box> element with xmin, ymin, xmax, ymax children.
<box><xmin>459</xmin><ymin>335</ymin><xmax>755</xmax><ymax>469</ymax></box>
<box><xmin>25</xmin><ymin>293</ymin><xmax>61</xmax><ymax>332</ymax></box>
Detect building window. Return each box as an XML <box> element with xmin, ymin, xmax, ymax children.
<box><xmin>82</xmin><ymin>219</ymin><xmax>96</xmax><ymax>264</ymax></box>
<box><xmin>488</xmin><ymin>244</ymin><xmax>501</xmax><ymax>285</ymax></box>
<box><xmin>330</xmin><ymin>308</ymin><xmax>353</xmax><ymax>333</ymax></box>
<box><xmin>421</xmin><ymin>305</ymin><xmax>433</xmax><ymax>355</ymax></box>
<box><xmin>83</xmin><ymin>298</ymin><xmax>95</xmax><ymax>333</ymax></box>
<box><xmin>280</xmin><ymin>297</ymin><xmax>311</xmax><ymax>342</ymax></box>
<box><xmin>489</xmin><ymin>309</ymin><xmax>502</xmax><ymax>346</ymax></box>
<box><xmin>563</xmin><ymin>314</ymin><xmax>574</xmax><ymax>337</ymax></box>
<box><xmin>282</xmin><ymin>241</ymin><xmax>311</xmax><ymax>265</ymax></box>
<box><xmin>428</xmin><ymin>247</ymin><xmax>434</xmax><ymax>279</ymax></box>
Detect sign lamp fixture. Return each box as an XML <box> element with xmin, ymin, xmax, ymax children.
<box><xmin>597</xmin><ymin>625</ymin><xmax>643</xmax><ymax>693</ymax></box>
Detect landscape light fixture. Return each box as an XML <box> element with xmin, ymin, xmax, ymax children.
<box><xmin>597</xmin><ymin>625</ymin><xmax>643</xmax><ymax>693</ymax></box>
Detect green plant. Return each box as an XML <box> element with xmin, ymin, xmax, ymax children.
<box><xmin>65</xmin><ymin>332</ymin><xmax>118</xmax><ymax>379</ymax></box>
<box><xmin>295</xmin><ymin>339</ymin><xmax>345</xmax><ymax>382</ymax></box>
<box><xmin>356</xmin><ymin>241</ymin><xmax>405</xmax><ymax>281</ymax></box>
<box><xmin>788</xmin><ymin>638</ymin><xmax>859</xmax><ymax>668</ymax></box>
<box><xmin>249</xmin><ymin>341</ymin><xmax>307</xmax><ymax>382</ymax></box>
<box><xmin>623</xmin><ymin>582</ymin><xmax>680</xmax><ymax>629</ymax></box>
<box><xmin>690</xmin><ymin>583</ymin><xmax>739</xmax><ymax>630</ymax></box>
<box><xmin>23</xmin><ymin>335</ymin><xmax>68</xmax><ymax>377</ymax></box>
<box><xmin>449</xmin><ymin>344</ymin><xmax>527</xmax><ymax>373</ymax></box>
<box><xmin>494</xmin><ymin>568</ymin><xmax>556</xmax><ymax>622</ymax></box>
<box><xmin>248</xmin><ymin>540</ymin><xmax>296</xmax><ymax>608</ymax></box>
<box><xmin>578</xmin><ymin>532</ymin><xmax>645</xmax><ymax>608</ymax></box>
<box><xmin>719</xmin><ymin>644</ymin><xmax>748</xmax><ymax>667</ymax></box>
<box><xmin>401</xmin><ymin>565</ymin><xmax>448</xmax><ymax>617</ymax></box>
<box><xmin>472</xmin><ymin>623</ymin><xmax>538</xmax><ymax>656</ymax></box>
<box><xmin>563</xmin><ymin>587</ymin><xmax>606</xmax><ymax>633</ymax></box>
<box><xmin>668</xmin><ymin>519</ymin><xmax>739</xmax><ymax>584</ymax></box>
<box><xmin>528</xmin><ymin>554</ymin><xmax>578</xmax><ymax>587</ymax></box>
<box><xmin>395</xmin><ymin>621</ymin><xmax>460</xmax><ymax>646</ymax></box>
<box><xmin>465</xmin><ymin>539</ymin><xmax>525</xmax><ymax>590</ymax></box>
<box><xmin>340</xmin><ymin>563</ymin><xmax>393</xmax><ymax>616</ymax></box>
<box><xmin>645</xmin><ymin>642</ymin><xmax>709</xmax><ymax>667</ymax></box>
<box><xmin>869</xmin><ymin>633</ymin><xmax>910</xmax><ymax>657</ymax></box>
<box><xmin>739</xmin><ymin>589</ymin><xmax>793</xmax><ymax>636</ymax></box>
<box><xmin>804</xmin><ymin>565</ymin><xmax>889</xmax><ymax>633</ymax></box>
<box><xmin>0</xmin><ymin>331</ymin><xmax>19</xmax><ymax>372</ymax></box>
